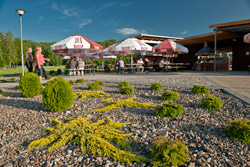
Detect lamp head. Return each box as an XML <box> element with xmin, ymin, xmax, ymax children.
<box><xmin>15</xmin><ymin>9</ymin><xmax>26</xmax><ymax>16</ymax></box>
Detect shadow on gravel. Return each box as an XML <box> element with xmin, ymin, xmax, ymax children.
<box><xmin>0</xmin><ymin>98</ymin><xmax>45</xmax><ymax>111</ymax></box>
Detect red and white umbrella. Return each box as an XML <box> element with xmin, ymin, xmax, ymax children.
<box><xmin>154</xmin><ymin>39</ymin><xmax>188</xmax><ymax>55</ymax></box>
<box><xmin>244</xmin><ymin>33</ymin><xmax>250</xmax><ymax>44</ymax></box>
<box><xmin>100</xmin><ymin>43</ymin><xmax>118</xmax><ymax>57</ymax></box>
<box><xmin>51</xmin><ymin>34</ymin><xmax>103</xmax><ymax>58</ymax></box>
<box><xmin>113</xmin><ymin>37</ymin><xmax>153</xmax><ymax>55</ymax></box>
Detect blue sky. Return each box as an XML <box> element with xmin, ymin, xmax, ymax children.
<box><xmin>1</xmin><ymin>0</ymin><xmax>250</xmax><ymax>42</ymax></box>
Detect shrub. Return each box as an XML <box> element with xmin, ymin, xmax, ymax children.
<box><xmin>28</xmin><ymin>117</ymin><xmax>147</xmax><ymax>164</ymax></box>
<box><xmin>150</xmin><ymin>136</ymin><xmax>189</xmax><ymax>167</ymax></box>
<box><xmin>42</xmin><ymin>77</ymin><xmax>73</xmax><ymax>112</ymax></box>
<box><xmin>88</xmin><ymin>82</ymin><xmax>101</xmax><ymax>90</ymax></box>
<box><xmin>74</xmin><ymin>91</ymin><xmax>110</xmax><ymax>100</ymax></box>
<box><xmin>19</xmin><ymin>72</ymin><xmax>42</xmax><ymax>98</ymax></box>
<box><xmin>11</xmin><ymin>78</ymin><xmax>17</xmax><ymax>82</ymax></box>
<box><xmin>201</xmin><ymin>96</ymin><xmax>223</xmax><ymax>111</ymax></box>
<box><xmin>150</xmin><ymin>83</ymin><xmax>163</xmax><ymax>91</ymax></box>
<box><xmin>76</xmin><ymin>79</ymin><xmax>85</xmax><ymax>83</ymax></box>
<box><xmin>192</xmin><ymin>85</ymin><xmax>210</xmax><ymax>94</ymax></box>
<box><xmin>162</xmin><ymin>91</ymin><xmax>179</xmax><ymax>101</ymax></box>
<box><xmin>118</xmin><ymin>81</ymin><xmax>130</xmax><ymax>88</ymax></box>
<box><xmin>69</xmin><ymin>80</ymin><xmax>75</xmax><ymax>86</ymax></box>
<box><xmin>119</xmin><ymin>86</ymin><xmax>134</xmax><ymax>95</ymax></box>
<box><xmin>57</xmin><ymin>69</ymin><xmax>62</xmax><ymax>74</ymax></box>
<box><xmin>154</xmin><ymin>102</ymin><xmax>185</xmax><ymax>118</ymax></box>
<box><xmin>91</xmin><ymin>97</ymin><xmax>155</xmax><ymax>113</ymax></box>
<box><xmin>50</xmin><ymin>70</ymin><xmax>56</xmax><ymax>75</ymax></box>
<box><xmin>95</xmin><ymin>80</ymin><xmax>105</xmax><ymax>86</ymax></box>
<box><xmin>226</xmin><ymin>119</ymin><xmax>250</xmax><ymax>144</ymax></box>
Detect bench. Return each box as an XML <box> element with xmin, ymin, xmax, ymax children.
<box><xmin>65</xmin><ymin>68</ymin><xmax>96</xmax><ymax>76</ymax></box>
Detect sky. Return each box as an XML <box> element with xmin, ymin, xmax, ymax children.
<box><xmin>1</xmin><ymin>0</ymin><xmax>250</xmax><ymax>43</ymax></box>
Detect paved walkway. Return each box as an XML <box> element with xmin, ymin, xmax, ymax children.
<box><xmin>1</xmin><ymin>71</ymin><xmax>250</xmax><ymax>104</ymax></box>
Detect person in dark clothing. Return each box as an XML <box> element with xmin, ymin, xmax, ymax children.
<box><xmin>25</xmin><ymin>48</ymin><xmax>33</xmax><ymax>72</ymax></box>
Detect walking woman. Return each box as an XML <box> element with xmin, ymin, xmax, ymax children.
<box><xmin>34</xmin><ymin>46</ymin><xmax>50</xmax><ymax>82</ymax></box>
<box><xmin>25</xmin><ymin>48</ymin><xmax>33</xmax><ymax>72</ymax></box>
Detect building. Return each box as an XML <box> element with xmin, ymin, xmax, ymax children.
<box><xmin>176</xmin><ymin>19</ymin><xmax>250</xmax><ymax>71</ymax></box>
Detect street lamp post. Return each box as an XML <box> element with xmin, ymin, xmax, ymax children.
<box><xmin>15</xmin><ymin>9</ymin><xmax>26</xmax><ymax>76</ymax></box>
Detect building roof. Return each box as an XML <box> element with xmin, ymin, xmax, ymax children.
<box><xmin>176</xmin><ymin>31</ymin><xmax>241</xmax><ymax>45</ymax></box>
<box><xmin>135</xmin><ymin>34</ymin><xmax>183</xmax><ymax>41</ymax></box>
<box><xmin>209</xmin><ymin>19</ymin><xmax>250</xmax><ymax>29</ymax></box>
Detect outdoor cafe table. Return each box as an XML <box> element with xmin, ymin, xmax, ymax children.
<box><xmin>125</xmin><ymin>64</ymin><xmax>137</xmax><ymax>73</ymax></box>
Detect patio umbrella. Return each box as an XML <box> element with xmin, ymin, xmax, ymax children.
<box><xmin>113</xmin><ymin>38</ymin><xmax>153</xmax><ymax>64</ymax></box>
<box><xmin>154</xmin><ymin>39</ymin><xmax>188</xmax><ymax>55</ymax></box>
<box><xmin>244</xmin><ymin>33</ymin><xmax>250</xmax><ymax>44</ymax></box>
<box><xmin>51</xmin><ymin>34</ymin><xmax>103</xmax><ymax>59</ymax></box>
<box><xmin>100</xmin><ymin>43</ymin><xmax>118</xmax><ymax>58</ymax></box>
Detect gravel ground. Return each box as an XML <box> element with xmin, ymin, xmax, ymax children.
<box><xmin>0</xmin><ymin>80</ymin><xmax>249</xmax><ymax>167</ymax></box>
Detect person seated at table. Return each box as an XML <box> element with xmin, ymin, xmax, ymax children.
<box><xmin>68</xmin><ymin>57</ymin><xmax>77</xmax><ymax>75</ymax></box>
<box><xmin>77</xmin><ymin>58</ymin><xmax>85</xmax><ymax>75</ymax></box>
<box><xmin>137</xmin><ymin>58</ymin><xmax>144</xmax><ymax>73</ymax></box>
<box><xmin>104</xmin><ymin>61</ymin><xmax>109</xmax><ymax>72</ymax></box>
<box><xmin>117</xmin><ymin>58</ymin><xmax>125</xmax><ymax>73</ymax></box>
<box><xmin>165</xmin><ymin>58</ymin><xmax>172</xmax><ymax>71</ymax></box>
<box><xmin>159</xmin><ymin>58</ymin><xmax>166</xmax><ymax>72</ymax></box>
<box><xmin>144</xmin><ymin>58</ymin><xmax>151</xmax><ymax>72</ymax></box>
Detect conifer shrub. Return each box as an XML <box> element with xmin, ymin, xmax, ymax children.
<box><xmin>19</xmin><ymin>72</ymin><xmax>42</xmax><ymax>98</ymax></box>
<box><xmin>191</xmin><ymin>85</ymin><xmax>210</xmax><ymax>94</ymax></box>
<box><xmin>226</xmin><ymin>119</ymin><xmax>250</xmax><ymax>145</ymax></box>
<box><xmin>150</xmin><ymin>136</ymin><xmax>189</xmax><ymax>167</ymax></box>
<box><xmin>91</xmin><ymin>97</ymin><xmax>156</xmax><ymax>113</ymax></box>
<box><xmin>88</xmin><ymin>82</ymin><xmax>101</xmax><ymax>90</ymax></box>
<box><xmin>69</xmin><ymin>80</ymin><xmax>75</xmax><ymax>86</ymax></box>
<box><xmin>11</xmin><ymin>78</ymin><xmax>17</xmax><ymax>82</ymax></box>
<box><xmin>76</xmin><ymin>79</ymin><xmax>85</xmax><ymax>83</ymax></box>
<box><xmin>119</xmin><ymin>86</ymin><xmax>134</xmax><ymax>95</ymax></box>
<box><xmin>201</xmin><ymin>96</ymin><xmax>223</xmax><ymax>111</ymax></box>
<box><xmin>118</xmin><ymin>81</ymin><xmax>130</xmax><ymax>88</ymax></box>
<box><xmin>150</xmin><ymin>83</ymin><xmax>163</xmax><ymax>91</ymax></box>
<box><xmin>57</xmin><ymin>69</ymin><xmax>62</xmax><ymax>74</ymax></box>
<box><xmin>28</xmin><ymin>117</ymin><xmax>147</xmax><ymax>164</ymax></box>
<box><xmin>42</xmin><ymin>77</ymin><xmax>73</xmax><ymax>112</ymax></box>
<box><xmin>154</xmin><ymin>102</ymin><xmax>185</xmax><ymax>118</ymax></box>
<box><xmin>162</xmin><ymin>91</ymin><xmax>179</xmax><ymax>101</ymax></box>
<box><xmin>74</xmin><ymin>91</ymin><xmax>110</xmax><ymax>100</ymax></box>
<box><xmin>95</xmin><ymin>80</ymin><xmax>105</xmax><ymax>86</ymax></box>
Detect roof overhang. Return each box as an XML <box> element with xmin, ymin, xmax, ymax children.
<box><xmin>176</xmin><ymin>31</ymin><xmax>241</xmax><ymax>45</ymax></box>
<box><xmin>135</xmin><ymin>34</ymin><xmax>183</xmax><ymax>41</ymax></box>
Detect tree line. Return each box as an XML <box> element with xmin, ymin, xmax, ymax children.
<box><xmin>0</xmin><ymin>30</ymin><xmax>120</xmax><ymax>68</ymax></box>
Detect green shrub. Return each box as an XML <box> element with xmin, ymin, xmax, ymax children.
<box><xmin>119</xmin><ymin>86</ymin><xmax>134</xmax><ymax>95</ymax></box>
<box><xmin>88</xmin><ymin>82</ymin><xmax>101</xmax><ymax>90</ymax></box>
<box><xmin>201</xmin><ymin>96</ymin><xmax>223</xmax><ymax>111</ymax></box>
<box><xmin>19</xmin><ymin>73</ymin><xmax>42</xmax><ymax>98</ymax></box>
<box><xmin>150</xmin><ymin>83</ymin><xmax>163</xmax><ymax>91</ymax></box>
<box><xmin>76</xmin><ymin>79</ymin><xmax>85</xmax><ymax>83</ymax></box>
<box><xmin>14</xmin><ymin>85</ymin><xmax>20</xmax><ymax>89</ymax></box>
<box><xmin>95</xmin><ymin>80</ymin><xmax>105</xmax><ymax>86</ymax></box>
<box><xmin>118</xmin><ymin>81</ymin><xmax>130</xmax><ymax>88</ymax></box>
<box><xmin>192</xmin><ymin>85</ymin><xmax>210</xmax><ymax>94</ymax></box>
<box><xmin>226</xmin><ymin>119</ymin><xmax>250</xmax><ymax>144</ymax></box>
<box><xmin>57</xmin><ymin>69</ymin><xmax>62</xmax><ymax>74</ymax></box>
<box><xmin>150</xmin><ymin>136</ymin><xmax>189</xmax><ymax>167</ymax></box>
<box><xmin>162</xmin><ymin>91</ymin><xmax>179</xmax><ymax>101</ymax></box>
<box><xmin>69</xmin><ymin>80</ymin><xmax>75</xmax><ymax>86</ymax></box>
<box><xmin>154</xmin><ymin>102</ymin><xmax>185</xmax><ymax>118</ymax></box>
<box><xmin>11</xmin><ymin>78</ymin><xmax>17</xmax><ymax>82</ymax></box>
<box><xmin>50</xmin><ymin>70</ymin><xmax>56</xmax><ymax>75</ymax></box>
<box><xmin>42</xmin><ymin>77</ymin><xmax>73</xmax><ymax>112</ymax></box>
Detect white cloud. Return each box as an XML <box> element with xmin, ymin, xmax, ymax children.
<box><xmin>115</xmin><ymin>28</ymin><xmax>143</xmax><ymax>36</ymax></box>
<box><xmin>52</xmin><ymin>2</ymin><xmax>79</xmax><ymax>17</ymax></box>
<box><xmin>96</xmin><ymin>2</ymin><xmax>116</xmax><ymax>13</ymax></box>
<box><xmin>78</xmin><ymin>19</ymin><xmax>92</xmax><ymax>28</ymax></box>
<box><xmin>38</xmin><ymin>16</ymin><xmax>44</xmax><ymax>23</ymax></box>
<box><xmin>180</xmin><ymin>29</ymin><xmax>189</xmax><ymax>35</ymax></box>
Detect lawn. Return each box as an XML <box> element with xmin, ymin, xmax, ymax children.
<box><xmin>0</xmin><ymin>66</ymin><xmax>64</xmax><ymax>77</ymax></box>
